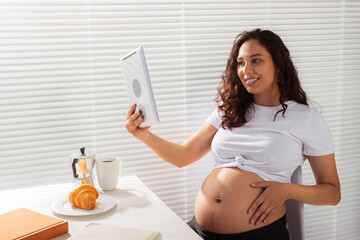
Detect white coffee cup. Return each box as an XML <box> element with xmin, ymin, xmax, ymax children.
<box><xmin>95</xmin><ymin>156</ymin><xmax>121</xmax><ymax>191</ymax></box>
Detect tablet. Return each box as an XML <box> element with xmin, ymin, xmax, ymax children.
<box><xmin>120</xmin><ymin>46</ymin><xmax>159</xmax><ymax>128</ymax></box>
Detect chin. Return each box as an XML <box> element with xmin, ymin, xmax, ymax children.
<box><xmin>244</xmin><ymin>88</ymin><xmax>258</xmax><ymax>95</ymax></box>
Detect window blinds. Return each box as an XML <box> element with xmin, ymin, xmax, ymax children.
<box><xmin>0</xmin><ymin>0</ymin><xmax>189</xmax><ymax>218</ymax></box>
<box><xmin>335</xmin><ymin>1</ymin><xmax>360</xmax><ymax>239</ymax></box>
<box><xmin>0</xmin><ymin>1</ymin><xmax>359</xmax><ymax>239</ymax></box>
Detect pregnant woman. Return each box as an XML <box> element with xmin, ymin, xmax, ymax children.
<box><xmin>125</xmin><ymin>29</ymin><xmax>341</xmax><ymax>240</ymax></box>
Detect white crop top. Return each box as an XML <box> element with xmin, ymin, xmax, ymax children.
<box><xmin>206</xmin><ymin>101</ymin><xmax>334</xmax><ymax>183</ymax></box>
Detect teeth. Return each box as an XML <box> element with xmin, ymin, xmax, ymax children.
<box><xmin>246</xmin><ymin>78</ymin><xmax>259</xmax><ymax>83</ymax></box>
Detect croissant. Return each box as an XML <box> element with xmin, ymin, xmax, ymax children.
<box><xmin>68</xmin><ymin>184</ymin><xmax>99</xmax><ymax>210</ymax></box>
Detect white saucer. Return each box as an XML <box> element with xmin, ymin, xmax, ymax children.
<box><xmin>51</xmin><ymin>194</ymin><xmax>117</xmax><ymax>216</ymax></box>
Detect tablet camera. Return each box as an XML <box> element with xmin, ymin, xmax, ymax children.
<box><xmin>137</xmin><ymin>104</ymin><xmax>146</xmax><ymax>121</ymax></box>
<box><xmin>132</xmin><ymin>78</ymin><xmax>141</xmax><ymax>98</ymax></box>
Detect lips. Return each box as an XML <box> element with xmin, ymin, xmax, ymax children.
<box><xmin>244</xmin><ymin>77</ymin><xmax>260</xmax><ymax>85</ymax></box>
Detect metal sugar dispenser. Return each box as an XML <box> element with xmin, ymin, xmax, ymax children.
<box><xmin>71</xmin><ymin>147</ymin><xmax>95</xmax><ymax>187</ymax></box>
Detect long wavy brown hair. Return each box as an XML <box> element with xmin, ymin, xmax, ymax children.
<box><xmin>215</xmin><ymin>28</ymin><xmax>308</xmax><ymax>129</ymax></box>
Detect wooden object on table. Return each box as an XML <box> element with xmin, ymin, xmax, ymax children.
<box><xmin>0</xmin><ymin>208</ymin><xmax>68</xmax><ymax>240</ymax></box>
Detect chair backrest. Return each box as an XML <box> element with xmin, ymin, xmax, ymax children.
<box><xmin>286</xmin><ymin>166</ymin><xmax>305</xmax><ymax>240</ymax></box>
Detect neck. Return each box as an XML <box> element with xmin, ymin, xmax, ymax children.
<box><xmin>254</xmin><ymin>98</ymin><xmax>280</xmax><ymax>107</ymax></box>
<box><xmin>253</xmin><ymin>93</ymin><xmax>281</xmax><ymax>107</ymax></box>
<box><xmin>253</xmin><ymin>83</ymin><xmax>281</xmax><ymax>107</ymax></box>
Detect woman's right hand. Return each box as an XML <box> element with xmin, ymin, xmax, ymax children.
<box><xmin>125</xmin><ymin>103</ymin><xmax>151</xmax><ymax>142</ymax></box>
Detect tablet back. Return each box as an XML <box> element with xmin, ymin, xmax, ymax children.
<box><xmin>120</xmin><ymin>46</ymin><xmax>159</xmax><ymax>128</ymax></box>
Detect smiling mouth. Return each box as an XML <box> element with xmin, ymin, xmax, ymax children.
<box><xmin>245</xmin><ymin>77</ymin><xmax>260</xmax><ymax>83</ymax></box>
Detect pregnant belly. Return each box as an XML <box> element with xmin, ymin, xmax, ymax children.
<box><xmin>194</xmin><ymin>167</ymin><xmax>286</xmax><ymax>234</ymax></box>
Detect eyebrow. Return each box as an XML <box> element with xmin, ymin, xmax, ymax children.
<box><xmin>237</xmin><ymin>53</ymin><xmax>263</xmax><ymax>60</ymax></box>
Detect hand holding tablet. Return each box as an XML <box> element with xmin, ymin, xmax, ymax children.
<box><xmin>120</xmin><ymin>46</ymin><xmax>159</xmax><ymax>128</ymax></box>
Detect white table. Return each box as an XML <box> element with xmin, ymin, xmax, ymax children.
<box><xmin>0</xmin><ymin>175</ymin><xmax>201</xmax><ymax>240</ymax></box>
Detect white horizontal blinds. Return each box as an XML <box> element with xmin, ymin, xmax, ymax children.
<box><xmin>268</xmin><ymin>1</ymin><xmax>342</xmax><ymax>239</ymax></box>
<box><xmin>0</xmin><ymin>1</ymin><xmax>98</xmax><ymax>188</ymax></box>
<box><xmin>0</xmin><ymin>0</ymin><xmax>190</xmax><ymax>219</ymax></box>
<box><xmin>336</xmin><ymin>1</ymin><xmax>360</xmax><ymax>239</ymax></box>
<box><xmin>183</xmin><ymin>0</ymin><xmax>268</xmax><ymax>220</ymax></box>
<box><xmin>86</xmin><ymin>1</ymin><xmax>189</xmax><ymax>218</ymax></box>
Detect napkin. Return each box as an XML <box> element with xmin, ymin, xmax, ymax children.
<box><xmin>69</xmin><ymin>223</ymin><xmax>162</xmax><ymax>240</ymax></box>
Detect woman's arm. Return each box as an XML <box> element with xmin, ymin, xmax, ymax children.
<box><xmin>248</xmin><ymin>153</ymin><xmax>341</xmax><ymax>225</ymax></box>
<box><xmin>287</xmin><ymin>154</ymin><xmax>341</xmax><ymax>205</ymax></box>
<box><xmin>125</xmin><ymin>104</ymin><xmax>218</xmax><ymax>167</ymax></box>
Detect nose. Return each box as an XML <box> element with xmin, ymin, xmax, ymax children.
<box><xmin>243</xmin><ymin>62</ymin><xmax>253</xmax><ymax>75</ymax></box>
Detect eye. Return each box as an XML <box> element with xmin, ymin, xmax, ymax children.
<box><xmin>252</xmin><ymin>58</ymin><xmax>261</xmax><ymax>64</ymax></box>
<box><xmin>237</xmin><ymin>61</ymin><xmax>245</xmax><ymax>66</ymax></box>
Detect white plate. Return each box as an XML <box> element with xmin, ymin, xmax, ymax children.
<box><xmin>51</xmin><ymin>194</ymin><xmax>117</xmax><ymax>216</ymax></box>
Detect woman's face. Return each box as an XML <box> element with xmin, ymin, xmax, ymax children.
<box><xmin>237</xmin><ymin>39</ymin><xmax>280</xmax><ymax>105</ymax></box>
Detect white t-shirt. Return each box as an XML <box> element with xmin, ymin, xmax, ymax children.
<box><xmin>206</xmin><ymin>101</ymin><xmax>334</xmax><ymax>183</ymax></box>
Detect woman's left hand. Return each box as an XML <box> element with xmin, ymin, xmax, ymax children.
<box><xmin>248</xmin><ymin>181</ymin><xmax>289</xmax><ymax>226</ymax></box>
